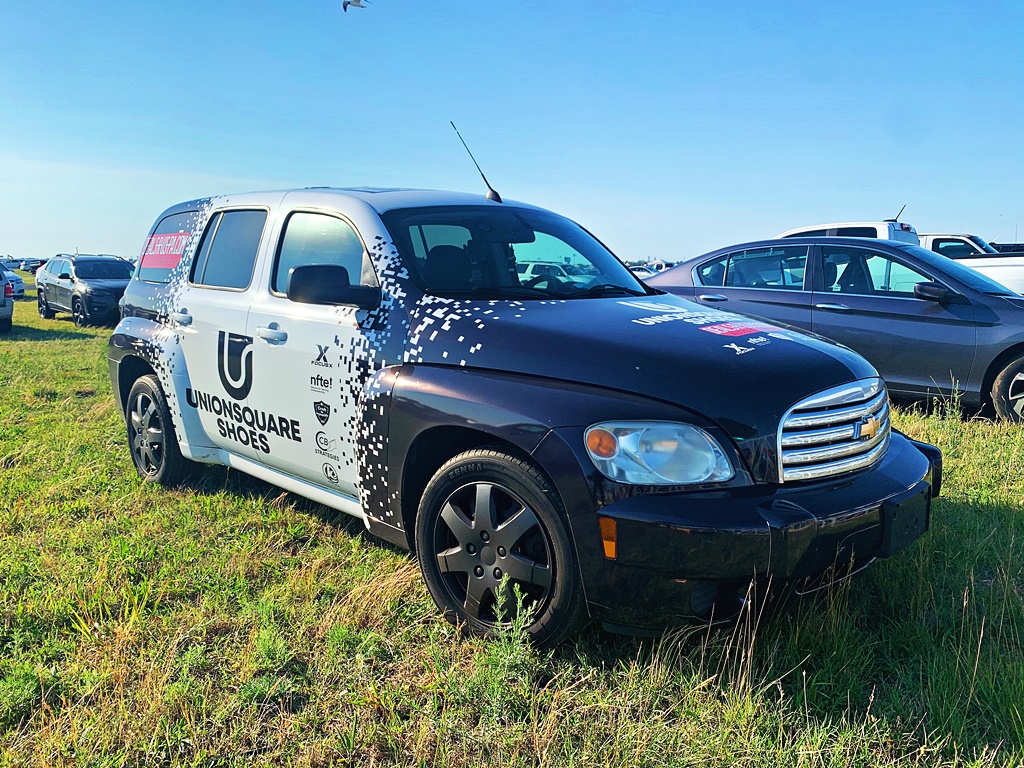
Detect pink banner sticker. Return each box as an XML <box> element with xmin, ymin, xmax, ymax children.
<box><xmin>140</xmin><ymin>232</ymin><xmax>190</xmax><ymax>269</ymax></box>
<box><xmin>699</xmin><ymin>322</ymin><xmax>773</xmax><ymax>337</ymax></box>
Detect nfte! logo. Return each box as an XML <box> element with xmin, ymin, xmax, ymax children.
<box><xmin>312</xmin><ymin>344</ymin><xmax>333</xmax><ymax>368</ymax></box>
<box><xmin>310</xmin><ymin>373</ymin><xmax>332</xmax><ymax>393</ymax></box>
<box><xmin>217</xmin><ymin>331</ymin><xmax>254</xmax><ymax>400</ymax></box>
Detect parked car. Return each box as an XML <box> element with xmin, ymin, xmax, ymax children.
<box><xmin>917</xmin><ymin>233</ymin><xmax>1024</xmax><ymax>294</ymax></box>
<box><xmin>109</xmin><ymin>188</ymin><xmax>940</xmax><ymax>644</ymax></box>
<box><xmin>36</xmin><ymin>254</ymin><xmax>133</xmax><ymax>326</ymax></box>
<box><xmin>778</xmin><ymin>220</ymin><xmax>919</xmax><ymax>244</ymax></box>
<box><xmin>649</xmin><ymin>236</ymin><xmax>1024</xmax><ymax>421</ymax></box>
<box><xmin>629</xmin><ymin>265</ymin><xmax>658</xmax><ymax>279</ymax></box>
<box><xmin>992</xmin><ymin>242</ymin><xmax>1024</xmax><ymax>253</ymax></box>
<box><xmin>1</xmin><ymin>268</ymin><xmax>25</xmax><ymax>298</ymax></box>
<box><xmin>0</xmin><ymin>258</ymin><xmax>22</xmax><ymax>271</ymax></box>
<box><xmin>515</xmin><ymin>260</ymin><xmax>592</xmax><ymax>284</ymax></box>
<box><xmin>0</xmin><ymin>272</ymin><xmax>13</xmax><ymax>333</ymax></box>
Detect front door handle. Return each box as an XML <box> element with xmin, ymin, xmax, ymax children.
<box><xmin>257</xmin><ymin>325</ymin><xmax>288</xmax><ymax>344</ymax></box>
<box><xmin>170</xmin><ymin>310</ymin><xmax>192</xmax><ymax>326</ymax></box>
<box><xmin>814</xmin><ymin>303</ymin><xmax>850</xmax><ymax>312</ymax></box>
<box><xmin>699</xmin><ymin>293</ymin><xmax>728</xmax><ymax>302</ymax></box>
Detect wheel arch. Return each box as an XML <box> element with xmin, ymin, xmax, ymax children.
<box><xmin>980</xmin><ymin>341</ymin><xmax>1024</xmax><ymax>411</ymax></box>
<box><xmin>399</xmin><ymin>426</ymin><xmax>547</xmax><ymax>551</ymax></box>
<box><xmin>117</xmin><ymin>355</ymin><xmax>157</xmax><ymax>416</ymax></box>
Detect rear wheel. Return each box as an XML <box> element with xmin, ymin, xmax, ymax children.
<box><xmin>37</xmin><ymin>290</ymin><xmax>54</xmax><ymax>319</ymax></box>
<box><xmin>415</xmin><ymin>448</ymin><xmax>586</xmax><ymax>647</ymax></box>
<box><xmin>126</xmin><ymin>375</ymin><xmax>186</xmax><ymax>486</ymax></box>
<box><xmin>992</xmin><ymin>355</ymin><xmax>1024</xmax><ymax>422</ymax></box>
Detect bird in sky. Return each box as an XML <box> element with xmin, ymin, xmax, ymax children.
<box><xmin>342</xmin><ymin>0</ymin><xmax>370</xmax><ymax>11</ymax></box>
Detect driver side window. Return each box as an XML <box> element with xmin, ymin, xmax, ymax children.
<box><xmin>272</xmin><ymin>212</ymin><xmax>377</xmax><ymax>295</ymax></box>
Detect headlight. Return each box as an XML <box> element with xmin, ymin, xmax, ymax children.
<box><xmin>584</xmin><ymin>421</ymin><xmax>734</xmax><ymax>485</ymax></box>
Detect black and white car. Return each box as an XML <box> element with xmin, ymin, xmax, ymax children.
<box><xmin>36</xmin><ymin>254</ymin><xmax>133</xmax><ymax>326</ymax></box>
<box><xmin>109</xmin><ymin>188</ymin><xmax>941</xmax><ymax>644</ymax></box>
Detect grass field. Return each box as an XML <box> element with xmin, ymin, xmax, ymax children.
<box><xmin>1</xmin><ymin>274</ymin><xmax>1022</xmax><ymax>767</ymax></box>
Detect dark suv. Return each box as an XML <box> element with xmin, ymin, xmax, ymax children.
<box><xmin>37</xmin><ymin>255</ymin><xmax>133</xmax><ymax>326</ymax></box>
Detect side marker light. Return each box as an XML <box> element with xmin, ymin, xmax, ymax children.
<box><xmin>598</xmin><ymin>516</ymin><xmax>617</xmax><ymax>560</ymax></box>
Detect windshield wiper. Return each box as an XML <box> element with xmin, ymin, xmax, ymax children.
<box><xmin>572</xmin><ymin>283</ymin><xmax>646</xmax><ymax>297</ymax></box>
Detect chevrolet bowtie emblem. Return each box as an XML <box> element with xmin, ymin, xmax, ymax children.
<box><xmin>857</xmin><ymin>415</ymin><xmax>881</xmax><ymax>441</ymax></box>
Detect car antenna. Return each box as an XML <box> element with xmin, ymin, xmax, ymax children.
<box><xmin>450</xmin><ymin>121</ymin><xmax>502</xmax><ymax>203</ymax></box>
<box><xmin>893</xmin><ymin>204</ymin><xmax>906</xmax><ymax>222</ymax></box>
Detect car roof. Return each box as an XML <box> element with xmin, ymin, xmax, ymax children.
<box><xmin>677</xmin><ymin>236</ymin><xmax>912</xmax><ymax>265</ymax></box>
<box><xmin>160</xmin><ymin>187</ymin><xmax>547</xmax><ymax>218</ymax></box>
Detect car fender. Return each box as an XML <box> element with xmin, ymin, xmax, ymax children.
<box><xmin>108</xmin><ymin>317</ymin><xmax>220</xmax><ymax>461</ymax></box>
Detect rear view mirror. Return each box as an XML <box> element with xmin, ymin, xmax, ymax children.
<box><xmin>288</xmin><ymin>264</ymin><xmax>381</xmax><ymax>309</ymax></box>
<box><xmin>914</xmin><ymin>281</ymin><xmax>952</xmax><ymax>303</ymax></box>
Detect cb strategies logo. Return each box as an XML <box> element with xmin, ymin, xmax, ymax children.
<box><xmin>315</xmin><ymin>431</ymin><xmax>340</xmax><ymax>462</ymax></box>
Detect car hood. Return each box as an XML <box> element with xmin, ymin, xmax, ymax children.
<box><xmin>80</xmin><ymin>279</ymin><xmax>131</xmax><ymax>294</ymax></box>
<box><xmin>405</xmin><ymin>294</ymin><xmax>877</xmax><ymax>479</ymax></box>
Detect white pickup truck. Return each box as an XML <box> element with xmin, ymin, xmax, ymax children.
<box><xmin>918</xmin><ymin>234</ymin><xmax>1024</xmax><ymax>294</ymax></box>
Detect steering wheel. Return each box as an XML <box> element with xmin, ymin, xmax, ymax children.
<box><xmin>522</xmin><ymin>274</ymin><xmax>566</xmax><ymax>290</ymax></box>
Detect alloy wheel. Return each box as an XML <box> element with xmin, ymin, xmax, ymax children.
<box><xmin>431</xmin><ymin>481</ymin><xmax>554</xmax><ymax>623</ymax></box>
<box><xmin>130</xmin><ymin>391</ymin><xmax>165</xmax><ymax>476</ymax></box>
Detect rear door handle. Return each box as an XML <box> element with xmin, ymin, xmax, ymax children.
<box><xmin>257</xmin><ymin>325</ymin><xmax>288</xmax><ymax>344</ymax></box>
<box><xmin>170</xmin><ymin>310</ymin><xmax>192</xmax><ymax>326</ymax></box>
<box><xmin>815</xmin><ymin>303</ymin><xmax>850</xmax><ymax>312</ymax></box>
<box><xmin>699</xmin><ymin>293</ymin><xmax>728</xmax><ymax>302</ymax></box>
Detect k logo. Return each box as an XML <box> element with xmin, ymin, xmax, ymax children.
<box><xmin>322</xmin><ymin>463</ymin><xmax>339</xmax><ymax>484</ymax></box>
<box><xmin>217</xmin><ymin>331</ymin><xmax>254</xmax><ymax>400</ymax></box>
<box><xmin>314</xmin><ymin>401</ymin><xmax>331</xmax><ymax>426</ymax></box>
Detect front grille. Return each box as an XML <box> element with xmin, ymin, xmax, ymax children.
<box><xmin>779</xmin><ymin>378</ymin><xmax>890</xmax><ymax>482</ymax></box>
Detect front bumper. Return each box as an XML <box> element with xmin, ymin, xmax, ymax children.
<box><xmin>83</xmin><ymin>292</ymin><xmax>122</xmax><ymax>321</ymax></box>
<box><xmin>535</xmin><ymin>431</ymin><xmax>940</xmax><ymax>631</ymax></box>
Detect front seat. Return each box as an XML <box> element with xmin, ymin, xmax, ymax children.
<box><xmin>424</xmin><ymin>245</ymin><xmax>472</xmax><ymax>290</ymax></box>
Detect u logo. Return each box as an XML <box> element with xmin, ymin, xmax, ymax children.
<box><xmin>217</xmin><ymin>331</ymin><xmax>254</xmax><ymax>400</ymax></box>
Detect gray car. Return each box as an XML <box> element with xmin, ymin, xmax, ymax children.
<box><xmin>1</xmin><ymin>268</ymin><xmax>25</xmax><ymax>298</ymax></box>
<box><xmin>648</xmin><ymin>237</ymin><xmax>1024</xmax><ymax>421</ymax></box>
<box><xmin>0</xmin><ymin>271</ymin><xmax>13</xmax><ymax>333</ymax></box>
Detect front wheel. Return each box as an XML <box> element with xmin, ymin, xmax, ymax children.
<box><xmin>991</xmin><ymin>355</ymin><xmax>1024</xmax><ymax>422</ymax></box>
<box><xmin>72</xmin><ymin>298</ymin><xmax>89</xmax><ymax>327</ymax></box>
<box><xmin>126</xmin><ymin>374</ymin><xmax>187</xmax><ymax>486</ymax></box>
<box><xmin>415</xmin><ymin>448</ymin><xmax>586</xmax><ymax>647</ymax></box>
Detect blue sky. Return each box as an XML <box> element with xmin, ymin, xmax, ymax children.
<box><xmin>2</xmin><ymin>1</ymin><xmax>1022</xmax><ymax>261</ymax></box>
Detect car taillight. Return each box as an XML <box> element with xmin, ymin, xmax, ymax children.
<box><xmin>4</xmin><ymin>283</ymin><xmax>12</xmax><ymax>299</ymax></box>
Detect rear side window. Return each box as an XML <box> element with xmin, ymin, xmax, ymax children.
<box><xmin>138</xmin><ymin>212</ymin><xmax>198</xmax><ymax>283</ymax></box>
<box><xmin>272</xmin><ymin>212</ymin><xmax>373</xmax><ymax>294</ymax></box>
<box><xmin>835</xmin><ymin>226</ymin><xmax>878</xmax><ymax>238</ymax></box>
<box><xmin>698</xmin><ymin>246</ymin><xmax>807</xmax><ymax>289</ymax></box>
<box><xmin>932</xmin><ymin>238</ymin><xmax>977</xmax><ymax>259</ymax></box>
<box><xmin>191</xmin><ymin>210</ymin><xmax>267</xmax><ymax>290</ymax></box>
<box><xmin>782</xmin><ymin>229</ymin><xmax>827</xmax><ymax>238</ymax></box>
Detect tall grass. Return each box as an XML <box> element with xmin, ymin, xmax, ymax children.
<box><xmin>1</xmin><ymin>279</ymin><xmax>1022</xmax><ymax>766</ymax></box>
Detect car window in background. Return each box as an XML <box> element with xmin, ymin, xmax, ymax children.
<box><xmin>698</xmin><ymin>246</ymin><xmax>807</xmax><ymax>289</ymax></box>
<box><xmin>190</xmin><ymin>210</ymin><xmax>267</xmax><ymax>290</ymax></box>
<box><xmin>138</xmin><ymin>211</ymin><xmax>198</xmax><ymax>283</ymax></box>
<box><xmin>75</xmin><ymin>261</ymin><xmax>134</xmax><ymax>280</ymax></box>
<box><xmin>932</xmin><ymin>238</ymin><xmax>977</xmax><ymax>259</ymax></box>
<box><xmin>835</xmin><ymin>226</ymin><xmax>878</xmax><ymax>238</ymax></box>
<box><xmin>272</xmin><ymin>211</ymin><xmax>374</xmax><ymax>295</ymax></box>
<box><xmin>822</xmin><ymin>246</ymin><xmax>930</xmax><ymax>296</ymax></box>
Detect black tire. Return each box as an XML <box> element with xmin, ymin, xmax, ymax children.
<box><xmin>37</xmin><ymin>290</ymin><xmax>54</xmax><ymax>319</ymax></box>
<box><xmin>0</xmin><ymin>317</ymin><xmax>11</xmax><ymax>334</ymax></box>
<box><xmin>992</xmin><ymin>355</ymin><xmax>1024</xmax><ymax>422</ymax></box>
<box><xmin>126</xmin><ymin>375</ymin><xmax>187</xmax><ymax>486</ymax></box>
<box><xmin>415</xmin><ymin>447</ymin><xmax>586</xmax><ymax>647</ymax></box>
<box><xmin>72</xmin><ymin>297</ymin><xmax>89</xmax><ymax>327</ymax></box>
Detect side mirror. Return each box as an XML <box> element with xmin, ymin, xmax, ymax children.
<box><xmin>914</xmin><ymin>281</ymin><xmax>952</xmax><ymax>303</ymax></box>
<box><xmin>287</xmin><ymin>264</ymin><xmax>381</xmax><ymax>310</ymax></box>
<box><xmin>60</xmin><ymin>272</ymin><xmax>72</xmax><ymax>280</ymax></box>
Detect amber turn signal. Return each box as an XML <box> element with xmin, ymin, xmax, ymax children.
<box><xmin>586</xmin><ymin>428</ymin><xmax>618</xmax><ymax>459</ymax></box>
<box><xmin>598</xmin><ymin>516</ymin><xmax>617</xmax><ymax>560</ymax></box>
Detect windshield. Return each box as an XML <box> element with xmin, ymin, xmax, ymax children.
<box><xmin>968</xmin><ymin>235</ymin><xmax>1000</xmax><ymax>254</ymax></box>
<box><xmin>380</xmin><ymin>205</ymin><xmax>648</xmax><ymax>300</ymax></box>
<box><xmin>75</xmin><ymin>260</ymin><xmax>133</xmax><ymax>280</ymax></box>
<box><xmin>896</xmin><ymin>245</ymin><xmax>1019</xmax><ymax>295</ymax></box>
